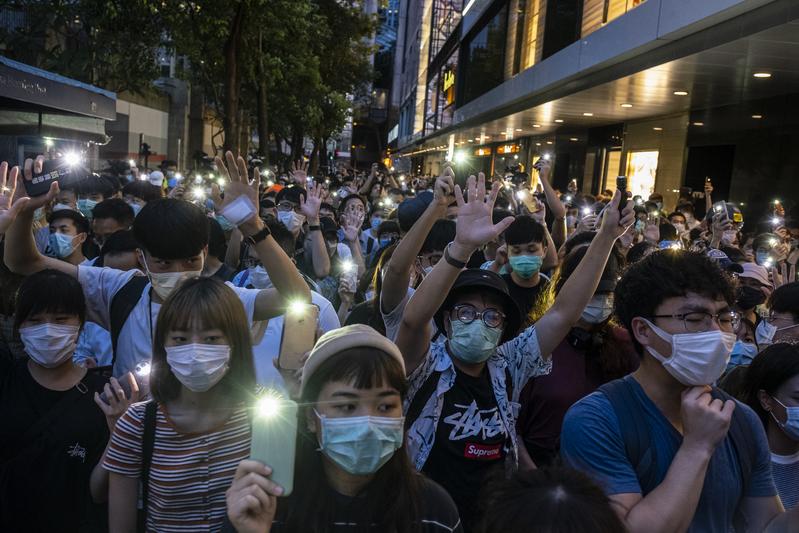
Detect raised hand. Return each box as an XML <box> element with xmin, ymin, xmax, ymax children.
<box><xmin>214</xmin><ymin>151</ymin><xmax>261</xmax><ymax>234</ymax></box>
<box><xmin>576</xmin><ymin>214</ymin><xmax>598</xmax><ymax>234</ymax></box>
<box><xmin>531</xmin><ymin>197</ymin><xmax>546</xmax><ymax>224</ymax></box>
<box><xmin>210</xmin><ymin>183</ymin><xmax>224</xmax><ymax>211</ymax></box>
<box><xmin>452</xmin><ymin>173</ymin><xmax>515</xmax><ymax>252</ymax></box>
<box><xmin>299</xmin><ymin>180</ymin><xmax>323</xmax><ymax>222</ymax></box>
<box><xmin>597</xmin><ymin>190</ymin><xmax>635</xmax><ymax>241</ymax></box>
<box><xmin>290</xmin><ymin>160</ymin><xmax>309</xmax><ymax>185</ymax></box>
<box><xmin>0</xmin><ymin>162</ymin><xmax>30</xmax><ymax>234</ymax></box>
<box><xmin>434</xmin><ymin>165</ymin><xmax>455</xmax><ymax>207</ymax></box>
<box><xmin>168</xmin><ymin>184</ymin><xmax>186</xmax><ymax>200</ymax></box>
<box><xmin>644</xmin><ymin>213</ymin><xmax>660</xmax><ymax>243</ymax></box>
<box><xmin>226</xmin><ymin>460</ymin><xmax>281</xmax><ymax>533</ymax></box>
<box><xmin>13</xmin><ymin>155</ymin><xmax>58</xmax><ymax>213</ymax></box>
<box><xmin>93</xmin><ymin>373</ymin><xmax>140</xmax><ymax>432</ymax></box>
<box><xmin>340</xmin><ymin>212</ymin><xmax>360</xmax><ymax>243</ymax></box>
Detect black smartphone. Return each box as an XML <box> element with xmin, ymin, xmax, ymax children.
<box><xmin>616</xmin><ymin>176</ymin><xmax>627</xmax><ymax>215</ymax></box>
<box><xmin>24</xmin><ymin>159</ymin><xmax>79</xmax><ymax>197</ymax></box>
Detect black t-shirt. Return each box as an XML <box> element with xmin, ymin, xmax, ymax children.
<box><xmin>211</xmin><ymin>263</ymin><xmax>236</xmax><ymax>282</ymax></box>
<box><xmin>502</xmin><ymin>272</ymin><xmax>548</xmax><ymax>320</ymax></box>
<box><xmin>422</xmin><ymin>366</ymin><xmax>508</xmax><ymax>530</ymax></box>
<box><xmin>222</xmin><ymin>475</ymin><xmax>462</xmax><ymax>533</ymax></box>
<box><xmin>0</xmin><ymin>358</ymin><xmax>109</xmax><ymax>532</ymax></box>
<box><xmin>344</xmin><ymin>298</ymin><xmax>386</xmax><ymax>335</ymax></box>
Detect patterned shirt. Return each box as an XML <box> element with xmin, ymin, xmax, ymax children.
<box><xmin>104</xmin><ymin>402</ymin><xmax>251</xmax><ymax>533</ymax></box>
<box><xmin>404</xmin><ymin>326</ymin><xmax>551</xmax><ymax>472</ymax></box>
<box><xmin>772</xmin><ymin>451</ymin><xmax>799</xmax><ymax>510</ymax></box>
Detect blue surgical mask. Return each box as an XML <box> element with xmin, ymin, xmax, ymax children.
<box><xmin>77</xmin><ymin>198</ymin><xmax>97</xmax><ymax>219</ymax></box>
<box><xmin>371</xmin><ymin>217</ymin><xmax>382</xmax><ymax>231</ymax></box>
<box><xmin>315</xmin><ymin>411</ymin><xmax>404</xmax><ymax>475</ymax></box>
<box><xmin>448</xmin><ymin>319</ymin><xmax>502</xmax><ymax>363</ymax></box>
<box><xmin>379</xmin><ymin>237</ymin><xmax>393</xmax><ymax>248</ymax></box>
<box><xmin>167</xmin><ymin>178</ymin><xmax>178</xmax><ymax>188</ymax></box>
<box><xmin>727</xmin><ymin>341</ymin><xmax>758</xmax><ymax>370</ymax></box>
<box><xmin>635</xmin><ymin>220</ymin><xmax>645</xmax><ymax>232</ymax></box>
<box><xmin>127</xmin><ymin>202</ymin><xmax>142</xmax><ymax>217</ymax></box>
<box><xmin>771</xmin><ymin>397</ymin><xmax>799</xmax><ymax>441</ymax></box>
<box><xmin>216</xmin><ymin>215</ymin><xmax>236</xmax><ymax>232</ymax></box>
<box><xmin>47</xmin><ymin>232</ymin><xmax>78</xmax><ymax>259</ymax></box>
<box><xmin>756</xmin><ymin>250</ymin><xmax>770</xmax><ymax>266</ymax></box>
<box><xmin>508</xmin><ymin>254</ymin><xmax>542</xmax><ymax>279</ymax></box>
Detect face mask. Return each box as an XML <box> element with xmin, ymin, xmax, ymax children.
<box><xmin>19</xmin><ymin>323</ymin><xmax>79</xmax><ymax>368</ymax></box>
<box><xmin>167</xmin><ymin>178</ymin><xmax>178</xmax><ymax>188</ymax></box>
<box><xmin>216</xmin><ymin>215</ymin><xmax>237</xmax><ymax>232</ymax></box>
<box><xmin>755</xmin><ymin>320</ymin><xmax>777</xmax><ymax>347</ymax></box>
<box><xmin>48</xmin><ymin>232</ymin><xmax>79</xmax><ymax>258</ymax></box>
<box><xmin>166</xmin><ymin>170</ymin><xmax>176</xmax><ymax>179</ymax></box>
<box><xmin>77</xmin><ymin>199</ymin><xmax>97</xmax><ymax>219</ymax></box>
<box><xmin>127</xmin><ymin>202</ymin><xmax>142</xmax><ymax>217</ymax></box>
<box><xmin>721</xmin><ymin>230</ymin><xmax>737</xmax><ymax>246</ymax></box>
<box><xmin>278</xmin><ymin>210</ymin><xmax>305</xmax><ymax>232</ymax></box>
<box><xmin>635</xmin><ymin>220</ymin><xmax>646</xmax><ymax>232</ymax></box>
<box><xmin>379</xmin><ymin>237</ymin><xmax>393</xmax><ymax>248</ymax></box>
<box><xmin>448</xmin><ymin>319</ymin><xmax>502</xmax><ymax>363</ymax></box>
<box><xmin>326</xmin><ymin>240</ymin><xmax>339</xmax><ymax>257</ymax></box>
<box><xmin>371</xmin><ymin>217</ymin><xmax>382</xmax><ymax>231</ymax></box>
<box><xmin>337</xmin><ymin>188</ymin><xmax>350</xmax><ymax>199</ymax></box>
<box><xmin>736</xmin><ymin>285</ymin><xmax>766</xmax><ymax>310</ymax></box>
<box><xmin>52</xmin><ymin>203</ymin><xmax>74</xmax><ymax>212</ymax></box>
<box><xmin>315</xmin><ymin>412</ymin><xmax>404</xmax><ymax>475</ymax></box>
<box><xmin>165</xmin><ymin>343</ymin><xmax>230</xmax><ymax>392</ymax></box>
<box><xmin>581</xmin><ymin>295</ymin><xmax>614</xmax><ymax>324</ymax></box>
<box><xmin>771</xmin><ymin>397</ymin><xmax>799</xmax><ymax>441</ymax></box>
<box><xmin>655</xmin><ymin>201</ymin><xmax>663</xmax><ymax>210</ymax></box>
<box><xmin>248</xmin><ymin>266</ymin><xmax>272</xmax><ymax>289</ymax></box>
<box><xmin>727</xmin><ymin>341</ymin><xmax>758</xmax><ymax>368</ymax></box>
<box><xmin>673</xmin><ymin>223</ymin><xmax>686</xmax><ymax>233</ymax></box>
<box><xmin>642</xmin><ymin>318</ymin><xmax>735</xmax><ymax>386</ymax></box>
<box><xmin>508</xmin><ymin>254</ymin><xmax>543</xmax><ymax>279</ymax></box>
<box><xmin>756</xmin><ymin>251</ymin><xmax>771</xmax><ymax>266</ymax></box>
<box><xmin>141</xmin><ymin>255</ymin><xmax>202</xmax><ymax>300</ymax></box>
<box><xmin>566</xmin><ymin>215</ymin><xmax>577</xmax><ymax>228</ymax></box>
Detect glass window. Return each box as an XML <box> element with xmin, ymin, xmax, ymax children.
<box><xmin>582</xmin><ymin>0</ymin><xmax>647</xmax><ymax>37</ymax></box>
<box><xmin>460</xmin><ymin>4</ymin><xmax>509</xmax><ymax>106</ymax></box>
<box><xmin>625</xmin><ymin>150</ymin><xmax>659</xmax><ymax>199</ymax></box>
<box><xmin>430</xmin><ymin>0</ymin><xmax>463</xmax><ymax>61</ymax></box>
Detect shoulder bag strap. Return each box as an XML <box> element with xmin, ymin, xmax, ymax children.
<box><xmin>137</xmin><ymin>400</ymin><xmax>158</xmax><ymax>533</ymax></box>
<box><xmin>110</xmin><ymin>275</ymin><xmax>149</xmax><ymax>365</ymax></box>
<box><xmin>404</xmin><ymin>371</ymin><xmax>442</xmax><ymax>431</ymax></box>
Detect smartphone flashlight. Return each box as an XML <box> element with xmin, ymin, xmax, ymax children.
<box><xmin>564</xmin><ymin>195</ymin><xmax>573</xmax><ymax>203</ymax></box>
<box><xmin>582</xmin><ymin>207</ymin><xmax>592</xmax><ymax>217</ymax></box>
<box><xmin>543</xmin><ymin>153</ymin><xmax>551</xmax><ymax>160</ymax></box>
<box><xmin>288</xmin><ymin>300</ymin><xmax>307</xmax><ymax>316</ymax></box>
<box><xmin>773</xmin><ymin>199</ymin><xmax>781</xmax><ymax>205</ymax></box>
<box><xmin>192</xmin><ymin>186</ymin><xmax>206</xmax><ymax>200</ymax></box>
<box><xmin>515</xmin><ymin>190</ymin><xmax>527</xmax><ymax>200</ymax></box>
<box><xmin>128</xmin><ymin>159</ymin><xmax>136</xmax><ymax>167</ymax></box>
<box><xmin>174</xmin><ymin>173</ymin><xmax>183</xmax><ymax>181</ymax></box>
<box><xmin>769</xmin><ymin>238</ymin><xmax>779</xmax><ymax>247</ymax></box>
<box><xmin>267</xmin><ymin>180</ymin><xmax>275</xmax><ymax>187</ymax></box>
<box><xmin>772</xmin><ymin>217</ymin><xmax>781</xmax><ymax>226</ymax></box>
<box><xmin>652</xmin><ymin>210</ymin><xmax>660</xmax><ymax>218</ymax></box>
<box><xmin>341</xmin><ymin>259</ymin><xmax>355</xmax><ymax>273</ymax></box>
<box><xmin>135</xmin><ymin>361</ymin><xmax>151</xmax><ymax>377</ymax></box>
<box><xmin>63</xmin><ymin>151</ymin><xmax>82</xmax><ymax>167</ymax></box>
<box><xmin>763</xmin><ymin>257</ymin><xmax>775</xmax><ymax>268</ymax></box>
<box><xmin>256</xmin><ymin>393</ymin><xmax>283</xmax><ymax>419</ymax></box>
<box><xmin>194</xmin><ymin>175</ymin><xmax>203</xmax><ymax>184</ymax></box>
<box><xmin>217</xmin><ymin>178</ymin><xmax>226</xmax><ymax>187</ymax></box>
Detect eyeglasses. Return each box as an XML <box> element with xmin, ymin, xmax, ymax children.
<box><xmin>649</xmin><ymin>311</ymin><xmax>740</xmax><ymax>333</ymax></box>
<box><xmin>451</xmin><ymin>304</ymin><xmax>506</xmax><ymax>329</ymax></box>
<box><xmin>277</xmin><ymin>201</ymin><xmax>297</xmax><ymax>212</ymax></box>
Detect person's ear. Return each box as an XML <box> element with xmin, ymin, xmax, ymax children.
<box><xmin>631</xmin><ymin>317</ymin><xmax>655</xmax><ymax>349</ymax></box>
<box><xmin>76</xmin><ymin>232</ymin><xmax>88</xmax><ymax>246</ymax></box>
<box><xmin>305</xmin><ymin>407</ymin><xmax>319</xmax><ymax>435</ymax></box>
<box><xmin>758</xmin><ymin>390</ymin><xmax>774</xmax><ymax>414</ymax></box>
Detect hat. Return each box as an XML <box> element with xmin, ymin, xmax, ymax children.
<box><xmin>148</xmin><ymin>171</ymin><xmax>164</xmax><ymax>187</ymax></box>
<box><xmin>706</xmin><ymin>248</ymin><xmax>744</xmax><ymax>274</ymax></box>
<box><xmin>434</xmin><ymin>269</ymin><xmax>522</xmax><ymax>344</ymax></box>
<box><xmin>300</xmin><ymin>324</ymin><xmax>405</xmax><ymax>395</ymax></box>
<box><xmin>398</xmin><ymin>191</ymin><xmax>434</xmax><ymax>232</ymax></box>
<box><xmin>740</xmin><ymin>262</ymin><xmax>772</xmax><ymax>287</ymax></box>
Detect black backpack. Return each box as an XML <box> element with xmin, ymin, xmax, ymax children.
<box><xmin>103</xmin><ymin>276</ymin><xmax>150</xmax><ymax>372</ymax></box>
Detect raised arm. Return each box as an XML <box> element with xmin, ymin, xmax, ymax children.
<box><xmin>215</xmin><ymin>152</ymin><xmax>310</xmax><ymax>320</ymax></box>
<box><xmin>357</xmin><ymin>163</ymin><xmax>379</xmax><ymax>195</ymax></box>
<box><xmin>3</xmin><ymin>157</ymin><xmax>77</xmax><ymax>277</ymax></box>
<box><xmin>534</xmin><ymin>160</ymin><xmax>567</xmax><ymax>249</ymax></box>
<box><xmin>299</xmin><ymin>181</ymin><xmax>330</xmax><ymax>279</ymax></box>
<box><xmin>534</xmin><ymin>190</ymin><xmax>633</xmax><ymax>358</ymax></box>
<box><xmin>381</xmin><ymin>169</ymin><xmax>451</xmax><ymax>313</ymax></box>
<box><xmin>395</xmin><ymin>173</ymin><xmax>514</xmax><ymax>374</ymax></box>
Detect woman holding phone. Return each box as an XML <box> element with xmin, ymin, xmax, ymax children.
<box><xmin>104</xmin><ymin>277</ymin><xmax>256</xmax><ymax>532</ymax></box>
<box><xmin>224</xmin><ymin>324</ymin><xmax>462</xmax><ymax>533</ymax></box>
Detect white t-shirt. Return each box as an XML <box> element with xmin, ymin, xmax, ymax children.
<box><xmin>251</xmin><ymin>290</ymin><xmax>339</xmax><ymax>391</ymax></box>
<box><xmin>380</xmin><ymin>287</ymin><xmax>439</xmax><ymax>343</ymax></box>
<box><xmin>77</xmin><ymin>265</ymin><xmax>259</xmax><ymax>377</ymax></box>
<box><xmin>74</xmin><ymin>322</ymin><xmax>113</xmax><ymax>367</ymax></box>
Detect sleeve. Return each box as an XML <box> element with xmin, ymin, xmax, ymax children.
<box><xmin>380</xmin><ymin>287</ymin><xmax>415</xmax><ymax>342</ymax></box>
<box><xmin>226</xmin><ymin>284</ymin><xmax>259</xmax><ymax>325</ymax></box>
<box><xmin>420</xmin><ymin>477</ymin><xmax>464</xmax><ymax>533</ymax></box>
<box><xmin>77</xmin><ymin>266</ymin><xmax>139</xmax><ymax>330</ymax></box>
<box><xmin>103</xmin><ymin>403</ymin><xmax>146</xmax><ymax>477</ymax></box>
<box><xmin>496</xmin><ymin>325</ymin><xmax>552</xmax><ymax>395</ymax></box>
<box><xmin>336</xmin><ymin>244</ymin><xmax>353</xmax><ymax>260</ymax></box>
<box><xmin>560</xmin><ymin>392</ymin><xmax>643</xmax><ymax>496</ymax></box>
<box><xmin>739</xmin><ymin>403</ymin><xmax>778</xmax><ymax>498</ymax></box>
<box><xmin>313</xmin><ymin>293</ymin><xmax>341</xmax><ymax>332</ymax></box>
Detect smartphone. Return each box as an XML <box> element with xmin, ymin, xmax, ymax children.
<box><xmin>616</xmin><ymin>176</ymin><xmax>627</xmax><ymax>215</ymax></box>
<box><xmin>251</xmin><ymin>394</ymin><xmax>297</xmax><ymax>496</ymax></box>
<box><xmin>100</xmin><ymin>361</ymin><xmax>152</xmax><ymax>402</ymax></box>
<box><xmin>25</xmin><ymin>159</ymin><xmax>79</xmax><ymax>197</ymax></box>
<box><xmin>712</xmin><ymin>201</ymin><xmax>729</xmax><ymax>221</ymax></box>
<box><xmin>278</xmin><ymin>303</ymin><xmax>319</xmax><ymax>370</ymax></box>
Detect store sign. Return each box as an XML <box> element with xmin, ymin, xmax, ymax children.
<box><xmin>496</xmin><ymin>144</ymin><xmax>520</xmax><ymax>155</ymax></box>
<box><xmin>474</xmin><ymin>147</ymin><xmax>492</xmax><ymax>157</ymax></box>
<box><xmin>442</xmin><ymin>70</ymin><xmax>455</xmax><ymax>92</ymax></box>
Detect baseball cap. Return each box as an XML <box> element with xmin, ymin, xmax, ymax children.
<box><xmin>740</xmin><ymin>262</ymin><xmax>772</xmax><ymax>287</ymax></box>
<box><xmin>434</xmin><ymin>269</ymin><xmax>522</xmax><ymax>344</ymax></box>
<box><xmin>300</xmin><ymin>324</ymin><xmax>405</xmax><ymax>395</ymax></box>
<box><xmin>706</xmin><ymin>248</ymin><xmax>744</xmax><ymax>274</ymax></box>
<box><xmin>148</xmin><ymin>170</ymin><xmax>164</xmax><ymax>187</ymax></box>
<box><xmin>398</xmin><ymin>190</ymin><xmax>434</xmax><ymax>232</ymax></box>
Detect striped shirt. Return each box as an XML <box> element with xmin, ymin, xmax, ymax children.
<box><xmin>104</xmin><ymin>401</ymin><xmax>251</xmax><ymax>533</ymax></box>
<box><xmin>771</xmin><ymin>451</ymin><xmax>799</xmax><ymax>510</ymax></box>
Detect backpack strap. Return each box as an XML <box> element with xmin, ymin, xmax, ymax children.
<box><xmin>598</xmin><ymin>377</ymin><xmax>660</xmax><ymax>494</ymax></box>
<box><xmin>711</xmin><ymin>389</ymin><xmax>754</xmax><ymax>487</ymax></box>
<box><xmin>110</xmin><ymin>275</ymin><xmax>149</xmax><ymax>366</ymax></box>
<box><xmin>405</xmin><ymin>371</ymin><xmax>442</xmax><ymax>431</ymax></box>
<box><xmin>137</xmin><ymin>400</ymin><xmax>158</xmax><ymax>533</ymax></box>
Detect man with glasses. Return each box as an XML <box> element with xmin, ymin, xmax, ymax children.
<box><xmin>756</xmin><ymin>281</ymin><xmax>799</xmax><ymax>346</ymax></box>
<box><xmin>562</xmin><ymin>251</ymin><xmax>799</xmax><ymax>532</ymax></box>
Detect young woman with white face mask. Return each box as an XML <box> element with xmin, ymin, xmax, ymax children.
<box><xmin>104</xmin><ymin>277</ymin><xmax>256</xmax><ymax>532</ymax></box>
<box><xmin>0</xmin><ymin>269</ymin><xmax>126</xmax><ymax>531</ymax></box>
<box><xmin>744</xmin><ymin>343</ymin><xmax>799</xmax><ymax>509</ymax></box>
<box><xmin>225</xmin><ymin>324</ymin><xmax>462</xmax><ymax>533</ymax></box>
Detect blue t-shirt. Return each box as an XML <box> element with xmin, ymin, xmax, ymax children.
<box><xmin>561</xmin><ymin>376</ymin><xmax>776</xmax><ymax>532</ymax></box>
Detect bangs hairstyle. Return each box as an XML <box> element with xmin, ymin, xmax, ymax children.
<box><xmin>15</xmin><ymin>269</ymin><xmax>86</xmax><ymax>330</ymax></box>
<box><xmin>150</xmin><ymin>277</ymin><xmax>255</xmax><ymax>403</ymax></box>
<box><xmin>134</xmin><ymin>199</ymin><xmax>209</xmax><ymax>259</ymax></box>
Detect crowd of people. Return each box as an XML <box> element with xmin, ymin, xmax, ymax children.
<box><xmin>0</xmin><ymin>151</ymin><xmax>797</xmax><ymax>533</ymax></box>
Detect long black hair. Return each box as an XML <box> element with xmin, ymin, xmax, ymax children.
<box><xmin>282</xmin><ymin>347</ymin><xmax>422</xmax><ymax>533</ymax></box>
<box><xmin>742</xmin><ymin>343</ymin><xmax>799</xmax><ymax>428</ymax></box>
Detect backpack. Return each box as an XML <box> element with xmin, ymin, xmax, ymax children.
<box><xmin>108</xmin><ymin>276</ymin><xmax>150</xmax><ymax>371</ymax></box>
<box><xmin>137</xmin><ymin>400</ymin><xmax>158</xmax><ymax>533</ymax></box>
<box><xmin>599</xmin><ymin>377</ymin><xmax>756</xmax><ymax>529</ymax></box>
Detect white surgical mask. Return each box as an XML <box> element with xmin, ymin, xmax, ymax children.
<box><xmin>141</xmin><ymin>255</ymin><xmax>202</xmax><ymax>300</ymax></box>
<box><xmin>278</xmin><ymin>210</ymin><xmax>305</xmax><ymax>232</ymax></box>
<box><xmin>673</xmin><ymin>223</ymin><xmax>686</xmax><ymax>233</ymax></box>
<box><xmin>721</xmin><ymin>230</ymin><xmax>738</xmax><ymax>246</ymax></box>
<box><xmin>52</xmin><ymin>203</ymin><xmax>74</xmax><ymax>212</ymax></box>
<box><xmin>165</xmin><ymin>343</ymin><xmax>230</xmax><ymax>392</ymax></box>
<box><xmin>642</xmin><ymin>318</ymin><xmax>735</xmax><ymax>386</ymax></box>
<box><xmin>581</xmin><ymin>295</ymin><xmax>614</xmax><ymax>324</ymax></box>
<box><xmin>19</xmin><ymin>323</ymin><xmax>80</xmax><ymax>368</ymax></box>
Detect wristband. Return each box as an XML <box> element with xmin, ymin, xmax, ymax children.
<box><xmin>444</xmin><ymin>243</ymin><xmax>468</xmax><ymax>269</ymax></box>
<box><xmin>308</xmin><ymin>225</ymin><xmax>321</xmax><ymax>232</ymax></box>
<box><xmin>220</xmin><ymin>196</ymin><xmax>257</xmax><ymax>226</ymax></box>
<box><xmin>245</xmin><ymin>226</ymin><xmax>271</xmax><ymax>246</ymax></box>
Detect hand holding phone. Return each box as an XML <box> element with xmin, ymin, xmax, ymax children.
<box><xmin>250</xmin><ymin>393</ymin><xmax>298</xmax><ymax>496</ymax></box>
<box><xmin>616</xmin><ymin>176</ymin><xmax>627</xmax><ymax>216</ymax></box>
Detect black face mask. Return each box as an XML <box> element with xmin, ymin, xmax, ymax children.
<box><xmin>736</xmin><ymin>285</ymin><xmax>766</xmax><ymax>310</ymax></box>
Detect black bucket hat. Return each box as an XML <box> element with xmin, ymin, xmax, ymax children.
<box><xmin>434</xmin><ymin>269</ymin><xmax>522</xmax><ymax>344</ymax></box>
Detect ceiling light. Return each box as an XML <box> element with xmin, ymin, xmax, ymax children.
<box><xmin>532</xmin><ymin>124</ymin><xmax>541</xmax><ymax>128</ymax></box>
<box><xmin>468</xmin><ymin>139</ymin><xmax>474</xmax><ymax>142</ymax></box>
<box><xmin>515</xmin><ymin>128</ymin><xmax>522</xmax><ymax>132</ymax></box>
<box><xmin>546</xmin><ymin>141</ymin><xmax>553</xmax><ymax>145</ymax></box>
<box><xmin>753</xmin><ymin>72</ymin><xmax>772</xmax><ymax>78</ymax></box>
<box><xmin>501</xmin><ymin>131</ymin><xmax>508</xmax><ymax>135</ymax></box>
<box><xmin>569</xmin><ymin>137</ymin><xmax>579</xmax><ymax>141</ymax></box>
<box><xmin>653</xmin><ymin>127</ymin><xmax>663</xmax><ymax>131</ymax></box>
<box><xmin>582</xmin><ymin>112</ymin><xmax>593</xmax><ymax>117</ymax></box>
<box><xmin>692</xmin><ymin>122</ymin><xmax>704</xmax><ymax>126</ymax></box>
<box><xmin>535</xmin><ymin>142</ymin><xmax>541</xmax><ymax>146</ymax></box>
<box><xmin>752</xmin><ymin>114</ymin><xmax>763</xmax><ymax>119</ymax></box>
<box><xmin>673</xmin><ymin>91</ymin><xmax>689</xmax><ymax>96</ymax></box>
<box><xmin>554</xmin><ymin>119</ymin><xmax>564</xmax><ymax>123</ymax></box>
<box><xmin>620</xmin><ymin>103</ymin><xmax>633</xmax><ymax>108</ymax></box>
